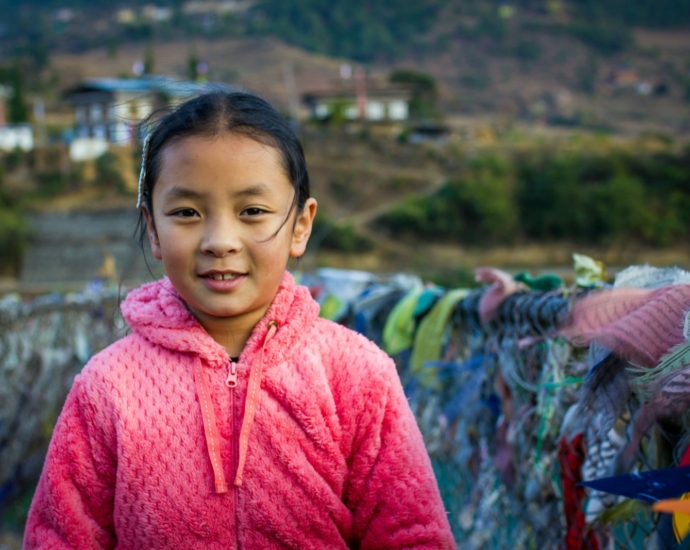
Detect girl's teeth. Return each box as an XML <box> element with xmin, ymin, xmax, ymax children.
<box><xmin>210</xmin><ymin>274</ymin><xmax>239</xmax><ymax>281</ymax></box>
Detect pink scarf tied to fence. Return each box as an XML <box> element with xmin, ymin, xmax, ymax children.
<box><xmin>562</xmin><ymin>284</ymin><xmax>690</xmax><ymax>368</ymax></box>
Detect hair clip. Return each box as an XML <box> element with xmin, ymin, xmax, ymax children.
<box><xmin>136</xmin><ymin>133</ymin><xmax>152</xmax><ymax>209</ymax></box>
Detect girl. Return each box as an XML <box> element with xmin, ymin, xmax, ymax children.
<box><xmin>24</xmin><ymin>92</ymin><xmax>454</xmax><ymax>549</ymax></box>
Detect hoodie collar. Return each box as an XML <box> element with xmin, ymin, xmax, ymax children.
<box><xmin>121</xmin><ymin>271</ymin><xmax>319</xmax><ymax>369</ymax></box>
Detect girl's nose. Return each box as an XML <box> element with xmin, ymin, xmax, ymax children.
<box><xmin>200</xmin><ymin>217</ymin><xmax>243</xmax><ymax>257</ymax></box>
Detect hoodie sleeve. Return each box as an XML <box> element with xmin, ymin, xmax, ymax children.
<box><xmin>23</xmin><ymin>375</ymin><xmax>117</xmax><ymax>550</ymax></box>
<box><xmin>343</xmin><ymin>345</ymin><xmax>455</xmax><ymax>550</ymax></box>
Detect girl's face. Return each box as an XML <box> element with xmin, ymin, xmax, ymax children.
<box><xmin>143</xmin><ymin>133</ymin><xmax>316</xmax><ymax>340</ymax></box>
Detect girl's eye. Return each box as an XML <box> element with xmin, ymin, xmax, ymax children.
<box><xmin>242</xmin><ymin>207</ymin><xmax>265</xmax><ymax>217</ymax></box>
<box><xmin>173</xmin><ymin>208</ymin><xmax>199</xmax><ymax>218</ymax></box>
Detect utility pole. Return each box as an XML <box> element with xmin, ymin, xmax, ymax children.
<box><xmin>283</xmin><ymin>61</ymin><xmax>300</xmax><ymax>122</ymax></box>
<box><xmin>0</xmin><ymin>85</ymin><xmax>12</xmax><ymax>126</ymax></box>
<box><xmin>34</xmin><ymin>98</ymin><xmax>46</xmax><ymax>147</ymax></box>
<box><xmin>34</xmin><ymin>98</ymin><xmax>47</xmax><ymax>171</ymax></box>
<box><xmin>354</xmin><ymin>66</ymin><xmax>367</xmax><ymax>120</ymax></box>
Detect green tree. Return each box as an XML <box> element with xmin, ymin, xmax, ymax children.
<box><xmin>187</xmin><ymin>48</ymin><xmax>199</xmax><ymax>81</ymax></box>
<box><xmin>0</xmin><ymin>184</ymin><xmax>27</xmax><ymax>276</ymax></box>
<box><xmin>593</xmin><ymin>172</ymin><xmax>654</xmax><ymax>241</ymax></box>
<box><xmin>569</xmin><ymin>0</ymin><xmax>690</xmax><ymax>28</ymax></box>
<box><xmin>0</xmin><ymin>65</ymin><xmax>29</xmax><ymax>123</ymax></box>
<box><xmin>95</xmin><ymin>152</ymin><xmax>128</xmax><ymax>194</ymax></box>
<box><xmin>568</xmin><ymin>21</ymin><xmax>631</xmax><ymax>55</ymax></box>
<box><xmin>108</xmin><ymin>38</ymin><xmax>119</xmax><ymax>59</ymax></box>
<box><xmin>257</xmin><ymin>0</ymin><xmax>443</xmax><ymax>61</ymax></box>
<box><xmin>477</xmin><ymin>10</ymin><xmax>506</xmax><ymax>43</ymax></box>
<box><xmin>26</xmin><ymin>32</ymin><xmax>49</xmax><ymax>70</ymax></box>
<box><xmin>144</xmin><ymin>43</ymin><xmax>155</xmax><ymax>74</ymax></box>
<box><xmin>377</xmin><ymin>155</ymin><xmax>518</xmax><ymax>245</ymax></box>
<box><xmin>389</xmin><ymin>69</ymin><xmax>438</xmax><ymax>119</ymax></box>
<box><xmin>437</xmin><ymin>156</ymin><xmax>518</xmax><ymax>243</ymax></box>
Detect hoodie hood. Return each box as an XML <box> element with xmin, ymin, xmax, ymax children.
<box><xmin>121</xmin><ymin>271</ymin><xmax>320</xmax><ymax>369</ymax></box>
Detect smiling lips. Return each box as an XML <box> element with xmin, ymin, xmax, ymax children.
<box><xmin>199</xmin><ymin>271</ymin><xmax>248</xmax><ymax>290</ymax></box>
<box><xmin>203</xmin><ymin>272</ymin><xmax>243</xmax><ymax>281</ymax></box>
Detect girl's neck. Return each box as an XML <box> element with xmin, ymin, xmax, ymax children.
<box><xmin>189</xmin><ymin>306</ymin><xmax>269</xmax><ymax>358</ymax></box>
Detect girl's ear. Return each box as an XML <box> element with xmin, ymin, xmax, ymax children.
<box><xmin>290</xmin><ymin>198</ymin><xmax>317</xmax><ymax>258</ymax></box>
<box><xmin>141</xmin><ymin>204</ymin><xmax>163</xmax><ymax>260</ymax></box>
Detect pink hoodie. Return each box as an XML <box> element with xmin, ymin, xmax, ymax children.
<box><xmin>24</xmin><ymin>272</ymin><xmax>455</xmax><ymax>549</ymax></box>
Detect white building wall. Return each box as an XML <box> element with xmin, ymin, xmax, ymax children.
<box><xmin>366</xmin><ymin>101</ymin><xmax>385</xmax><ymax>121</ymax></box>
<box><xmin>69</xmin><ymin>138</ymin><xmax>109</xmax><ymax>161</ymax></box>
<box><xmin>388</xmin><ymin>100</ymin><xmax>409</xmax><ymax>120</ymax></box>
<box><xmin>345</xmin><ymin>105</ymin><xmax>359</xmax><ymax>120</ymax></box>
<box><xmin>0</xmin><ymin>125</ymin><xmax>34</xmax><ymax>151</ymax></box>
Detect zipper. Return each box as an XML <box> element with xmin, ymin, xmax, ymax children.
<box><xmin>225</xmin><ymin>360</ymin><xmax>238</xmax><ymax>388</ymax></box>
<box><xmin>226</xmin><ymin>358</ymin><xmax>240</xmax><ymax>548</ymax></box>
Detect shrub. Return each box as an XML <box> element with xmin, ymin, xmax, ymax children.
<box><xmin>390</xmin><ymin>69</ymin><xmax>440</xmax><ymax>119</ymax></box>
<box><xmin>568</xmin><ymin>21</ymin><xmax>632</xmax><ymax>55</ymax></box>
<box><xmin>95</xmin><ymin>151</ymin><xmax>128</xmax><ymax>194</ymax></box>
<box><xmin>376</xmin><ymin>147</ymin><xmax>690</xmax><ymax>247</ymax></box>
<box><xmin>377</xmin><ymin>155</ymin><xmax>518</xmax><ymax>245</ymax></box>
<box><xmin>0</xmin><ymin>189</ymin><xmax>27</xmax><ymax>276</ymax></box>
<box><xmin>35</xmin><ymin>171</ymin><xmax>68</xmax><ymax>197</ymax></box>
<box><xmin>513</xmin><ymin>39</ymin><xmax>542</xmax><ymax>61</ymax></box>
<box><xmin>309</xmin><ymin>214</ymin><xmax>374</xmax><ymax>253</ymax></box>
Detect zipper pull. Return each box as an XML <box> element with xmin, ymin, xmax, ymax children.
<box><xmin>225</xmin><ymin>359</ymin><xmax>238</xmax><ymax>388</ymax></box>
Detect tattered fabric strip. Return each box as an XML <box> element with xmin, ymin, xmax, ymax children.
<box><xmin>562</xmin><ymin>284</ymin><xmax>690</xmax><ymax>368</ymax></box>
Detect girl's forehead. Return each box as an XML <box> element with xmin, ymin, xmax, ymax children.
<box><xmin>165</xmin><ymin>133</ymin><xmax>280</xmax><ymax>163</ymax></box>
<box><xmin>154</xmin><ymin>133</ymin><xmax>293</xmax><ymax>199</ymax></box>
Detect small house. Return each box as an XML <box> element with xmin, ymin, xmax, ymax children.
<box><xmin>181</xmin><ymin>1</ymin><xmax>254</xmax><ymax>15</ymax></box>
<box><xmin>611</xmin><ymin>65</ymin><xmax>641</xmax><ymax>89</ymax></box>
<box><xmin>302</xmin><ymin>85</ymin><xmax>413</xmax><ymax>124</ymax></box>
<box><xmin>64</xmin><ymin>76</ymin><xmax>241</xmax><ymax>146</ymax></box>
<box><xmin>142</xmin><ymin>5</ymin><xmax>173</xmax><ymax>22</ymax></box>
<box><xmin>115</xmin><ymin>9</ymin><xmax>136</xmax><ymax>23</ymax></box>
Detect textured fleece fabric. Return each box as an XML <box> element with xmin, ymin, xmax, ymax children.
<box><xmin>24</xmin><ymin>272</ymin><xmax>455</xmax><ymax>549</ymax></box>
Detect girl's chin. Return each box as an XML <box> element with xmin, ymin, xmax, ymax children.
<box><xmin>186</xmin><ymin>298</ymin><xmax>264</xmax><ymax>322</ymax></box>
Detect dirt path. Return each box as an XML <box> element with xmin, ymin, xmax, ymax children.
<box><xmin>347</xmin><ymin>173</ymin><xmax>446</xmax><ymax>227</ymax></box>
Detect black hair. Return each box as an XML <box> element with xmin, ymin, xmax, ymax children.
<box><xmin>137</xmin><ymin>91</ymin><xmax>310</xmax><ymax>244</ymax></box>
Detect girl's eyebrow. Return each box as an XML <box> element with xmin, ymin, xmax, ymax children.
<box><xmin>233</xmin><ymin>183</ymin><xmax>273</xmax><ymax>199</ymax></box>
<box><xmin>163</xmin><ymin>183</ymin><xmax>275</xmax><ymax>202</ymax></box>
<box><xmin>164</xmin><ymin>186</ymin><xmax>203</xmax><ymax>200</ymax></box>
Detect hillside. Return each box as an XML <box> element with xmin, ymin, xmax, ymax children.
<box><xmin>41</xmin><ymin>32</ymin><xmax>690</xmax><ymax>140</ymax></box>
<box><xmin>1</xmin><ymin>0</ymin><xmax>689</xmax><ymax>138</ymax></box>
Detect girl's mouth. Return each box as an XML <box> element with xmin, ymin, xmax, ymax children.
<box><xmin>200</xmin><ymin>272</ymin><xmax>247</xmax><ymax>291</ymax></box>
<box><xmin>204</xmin><ymin>273</ymin><xmax>243</xmax><ymax>281</ymax></box>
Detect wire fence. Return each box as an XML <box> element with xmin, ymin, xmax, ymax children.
<box><xmin>0</xmin><ymin>290</ymin><xmax>127</xmax><ymax>513</ymax></box>
<box><xmin>2</xmin><ymin>269</ymin><xmax>690</xmax><ymax>548</ymax></box>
